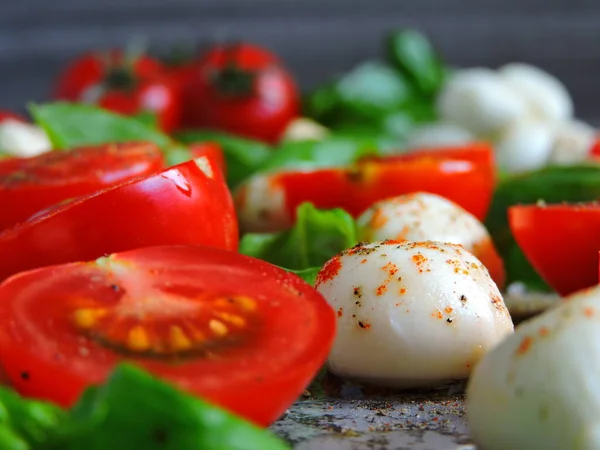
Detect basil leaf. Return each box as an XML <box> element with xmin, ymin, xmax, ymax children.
<box><xmin>240</xmin><ymin>202</ymin><xmax>357</xmax><ymax>270</ymax></box>
<box><xmin>258</xmin><ymin>137</ymin><xmax>380</xmax><ymax>174</ymax></box>
<box><xmin>385</xmin><ymin>29</ymin><xmax>446</xmax><ymax>97</ymax></box>
<box><xmin>29</xmin><ymin>103</ymin><xmax>172</xmax><ymax>150</ymax></box>
<box><xmin>176</xmin><ymin>130</ymin><xmax>272</xmax><ymax>187</ymax></box>
<box><xmin>283</xmin><ymin>267</ymin><xmax>320</xmax><ymax>286</ymax></box>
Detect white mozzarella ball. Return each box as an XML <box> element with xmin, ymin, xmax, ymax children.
<box><xmin>499</xmin><ymin>63</ymin><xmax>573</xmax><ymax>122</ymax></box>
<box><xmin>437</xmin><ymin>68</ymin><xmax>529</xmax><ymax>136</ymax></box>
<box><xmin>233</xmin><ymin>174</ymin><xmax>291</xmax><ymax>233</ymax></box>
<box><xmin>404</xmin><ymin>122</ymin><xmax>476</xmax><ymax>149</ymax></box>
<box><xmin>467</xmin><ymin>284</ymin><xmax>600</xmax><ymax>450</ymax></box>
<box><xmin>0</xmin><ymin>120</ymin><xmax>52</xmax><ymax>157</ymax></box>
<box><xmin>281</xmin><ymin>117</ymin><xmax>329</xmax><ymax>142</ymax></box>
<box><xmin>356</xmin><ymin>192</ymin><xmax>489</xmax><ymax>252</ymax></box>
<box><xmin>549</xmin><ymin>119</ymin><xmax>597</xmax><ymax>165</ymax></box>
<box><xmin>315</xmin><ymin>240</ymin><xmax>513</xmax><ymax>387</ymax></box>
<box><xmin>495</xmin><ymin>120</ymin><xmax>554</xmax><ymax>174</ymax></box>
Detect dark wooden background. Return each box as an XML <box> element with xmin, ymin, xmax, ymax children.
<box><xmin>3</xmin><ymin>0</ymin><xmax>600</xmax><ymax>121</ymax></box>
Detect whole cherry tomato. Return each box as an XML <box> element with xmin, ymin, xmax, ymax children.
<box><xmin>0</xmin><ymin>110</ymin><xmax>27</xmax><ymax>123</ymax></box>
<box><xmin>53</xmin><ymin>50</ymin><xmax>180</xmax><ymax>132</ymax></box>
<box><xmin>181</xmin><ymin>43</ymin><xmax>300</xmax><ymax>144</ymax></box>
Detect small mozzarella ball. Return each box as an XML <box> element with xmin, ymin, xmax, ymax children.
<box><xmin>315</xmin><ymin>240</ymin><xmax>513</xmax><ymax>387</ymax></box>
<box><xmin>281</xmin><ymin>117</ymin><xmax>329</xmax><ymax>142</ymax></box>
<box><xmin>495</xmin><ymin>120</ymin><xmax>554</xmax><ymax>174</ymax></box>
<box><xmin>437</xmin><ymin>68</ymin><xmax>529</xmax><ymax>136</ymax></box>
<box><xmin>0</xmin><ymin>120</ymin><xmax>52</xmax><ymax>157</ymax></box>
<box><xmin>467</xmin><ymin>284</ymin><xmax>600</xmax><ymax>450</ymax></box>
<box><xmin>549</xmin><ymin>119</ymin><xmax>596</xmax><ymax>165</ymax></box>
<box><xmin>233</xmin><ymin>174</ymin><xmax>292</xmax><ymax>233</ymax></box>
<box><xmin>356</xmin><ymin>193</ymin><xmax>504</xmax><ymax>286</ymax></box>
<box><xmin>499</xmin><ymin>63</ymin><xmax>573</xmax><ymax>122</ymax></box>
<box><xmin>404</xmin><ymin>122</ymin><xmax>476</xmax><ymax>149</ymax></box>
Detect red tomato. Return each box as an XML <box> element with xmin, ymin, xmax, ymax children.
<box><xmin>180</xmin><ymin>43</ymin><xmax>299</xmax><ymax>143</ymax></box>
<box><xmin>0</xmin><ymin>110</ymin><xmax>27</xmax><ymax>123</ymax></box>
<box><xmin>0</xmin><ymin>245</ymin><xmax>335</xmax><ymax>426</ymax></box>
<box><xmin>235</xmin><ymin>143</ymin><xmax>495</xmax><ymax>232</ymax></box>
<box><xmin>53</xmin><ymin>50</ymin><xmax>180</xmax><ymax>132</ymax></box>
<box><xmin>589</xmin><ymin>137</ymin><xmax>600</xmax><ymax>160</ymax></box>
<box><xmin>0</xmin><ymin>142</ymin><xmax>164</xmax><ymax>231</ymax></box>
<box><xmin>189</xmin><ymin>141</ymin><xmax>226</xmax><ymax>175</ymax></box>
<box><xmin>509</xmin><ymin>203</ymin><xmax>600</xmax><ymax>296</ymax></box>
<box><xmin>0</xmin><ymin>158</ymin><xmax>238</xmax><ymax>282</ymax></box>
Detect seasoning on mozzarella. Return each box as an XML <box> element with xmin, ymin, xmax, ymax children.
<box><xmin>467</xmin><ymin>284</ymin><xmax>600</xmax><ymax>450</ymax></box>
<box><xmin>234</xmin><ymin>174</ymin><xmax>292</xmax><ymax>233</ymax></box>
<box><xmin>356</xmin><ymin>192</ymin><xmax>505</xmax><ymax>287</ymax></box>
<box><xmin>315</xmin><ymin>240</ymin><xmax>513</xmax><ymax>388</ymax></box>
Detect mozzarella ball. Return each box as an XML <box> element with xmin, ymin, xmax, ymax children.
<box><xmin>233</xmin><ymin>174</ymin><xmax>291</xmax><ymax>233</ymax></box>
<box><xmin>404</xmin><ymin>122</ymin><xmax>476</xmax><ymax>149</ymax></box>
<box><xmin>499</xmin><ymin>63</ymin><xmax>573</xmax><ymax>122</ymax></box>
<box><xmin>437</xmin><ymin>68</ymin><xmax>528</xmax><ymax>136</ymax></box>
<box><xmin>315</xmin><ymin>240</ymin><xmax>513</xmax><ymax>387</ymax></box>
<box><xmin>281</xmin><ymin>117</ymin><xmax>329</xmax><ymax>142</ymax></box>
<box><xmin>467</xmin><ymin>284</ymin><xmax>600</xmax><ymax>450</ymax></box>
<box><xmin>495</xmin><ymin>120</ymin><xmax>554</xmax><ymax>174</ymax></box>
<box><xmin>0</xmin><ymin>120</ymin><xmax>52</xmax><ymax>157</ymax></box>
<box><xmin>356</xmin><ymin>192</ymin><xmax>504</xmax><ymax>286</ymax></box>
<box><xmin>549</xmin><ymin>119</ymin><xmax>596</xmax><ymax>165</ymax></box>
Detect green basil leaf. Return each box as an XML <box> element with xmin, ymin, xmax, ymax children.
<box><xmin>240</xmin><ymin>202</ymin><xmax>357</xmax><ymax>270</ymax></box>
<box><xmin>258</xmin><ymin>137</ymin><xmax>380</xmax><ymax>174</ymax></box>
<box><xmin>176</xmin><ymin>130</ymin><xmax>272</xmax><ymax>187</ymax></box>
<box><xmin>283</xmin><ymin>267</ymin><xmax>320</xmax><ymax>286</ymax></box>
<box><xmin>385</xmin><ymin>29</ymin><xmax>446</xmax><ymax>97</ymax></box>
<box><xmin>62</xmin><ymin>364</ymin><xmax>289</xmax><ymax>450</ymax></box>
<box><xmin>29</xmin><ymin>102</ymin><xmax>172</xmax><ymax>150</ymax></box>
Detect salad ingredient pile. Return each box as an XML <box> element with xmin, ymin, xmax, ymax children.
<box><xmin>467</xmin><ymin>284</ymin><xmax>600</xmax><ymax>450</ymax></box>
<box><xmin>315</xmin><ymin>240</ymin><xmax>513</xmax><ymax>387</ymax></box>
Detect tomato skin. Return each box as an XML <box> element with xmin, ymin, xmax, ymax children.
<box><xmin>0</xmin><ymin>110</ymin><xmax>27</xmax><ymax>123</ymax></box>
<box><xmin>181</xmin><ymin>43</ymin><xmax>300</xmax><ymax>143</ymax></box>
<box><xmin>189</xmin><ymin>141</ymin><xmax>226</xmax><ymax>175</ymax></box>
<box><xmin>53</xmin><ymin>50</ymin><xmax>180</xmax><ymax>132</ymax></box>
<box><xmin>0</xmin><ymin>142</ymin><xmax>164</xmax><ymax>231</ymax></box>
<box><xmin>509</xmin><ymin>203</ymin><xmax>600</xmax><ymax>296</ymax></box>
<box><xmin>0</xmin><ymin>245</ymin><xmax>335</xmax><ymax>426</ymax></box>
<box><xmin>0</xmin><ymin>158</ymin><xmax>238</xmax><ymax>281</ymax></box>
<box><xmin>236</xmin><ymin>143</ymin><xmax>495</xmax><ymax>232</ymax></box>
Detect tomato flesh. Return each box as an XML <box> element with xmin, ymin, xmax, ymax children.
<box><xmin>0</xmin><ymin>142</ymin><xmax>164</xmax><ymax>231</ymax></box>
<box><xmin>0</xmin><ymin>245</ymin><xmax>335</xmax><ymax>426</ymax></box>
<box><xmin>509</xmin><ymin>203</ymin><xmax>600</xmax><ymax>296</ymax></box>
<box><xmin>278</xmin><ymin>145</ymin><xmax>494</xmax><ymax>221</ymax></box>
<box><xmin>0</xmin><ymin>157</ymin><xmax>238</xmax><ymax>281</ymax></box>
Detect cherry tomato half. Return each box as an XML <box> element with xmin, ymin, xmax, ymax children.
<box><xmin>0</xmin><ymin>157</ymin><xmax>238</xmax><ymax>282</ymax></box>
<box><xmin>235</xmin><ymin>143</ymin><xmax>495</xmax><ymax>232</ymax></box>
<box><xmin>180</xmin><ymin>43</ymin><xmax>299</xmax><ymax>143</ymax></box>
<box><xmin>509</xmin><ymin>203</ymin><xmax>600</xmax><ymax>296</ymax></box>
<box><xmin>0</xmin><ymin>245</ymin><xmax>335</xmax><ymax>426</ymax></box>
<box><xmin>0</xmin><ymin>142</ymin><xmax>164</xmax><ymax>231</ymax></box>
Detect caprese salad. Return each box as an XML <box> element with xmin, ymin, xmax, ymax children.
<box><xmin>1</xmin><ymin>26</ymin><xmax>600</xmax><ymax>449</ymax></box>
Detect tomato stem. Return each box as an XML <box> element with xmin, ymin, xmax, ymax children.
<box><xmin>212</xmin><ymin>43</ymin><xmax>256</xmax><ymax>97</ymax></box>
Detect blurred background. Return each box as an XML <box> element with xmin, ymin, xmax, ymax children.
<box><xmin>3</xmin><ymin>0</ymin><xmax>600</xmax><ymax>122</ymax></box>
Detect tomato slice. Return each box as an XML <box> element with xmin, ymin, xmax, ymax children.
<box><xmin>0</xmin><ymin>245</ymin><xmax>335</xmax><ymax>426</ymax></box>
<box><xmin>0</xmin><ymin>157</ymin><xmax>238</xmax><ymax>282</ymax></box>
<box><xmin>283</xmin><ymin>146</ymin><xmax>492</xmax><ymax>219</ymax></box>
<box><xmin>509</xmin><ymin>203</ymin><xmax>600</xmax><ymax>296</ymax></box>
<box><xmin>189</xmin><ymin>141</ymin><xmax>226</xmax><ymax>175</ymax></box>
<box><xmin>0</xmin><ymin>142</ymin><xmax>164</xmax><ymax>231</ymax></box>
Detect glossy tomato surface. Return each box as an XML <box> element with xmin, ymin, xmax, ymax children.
<box><xmin>509</xmin><ymin>203</ymin><xmax>600</xmax><ymax>296</ymax></box>
<box><xmin>236</xmin><ymin>143</ymin><xmax>495</xmax><ymax>232</ymax></box>
<box><xmin>0</xmin><ymin>157</ymin><xmax>238</xmax><ymax>281</ymax></box>
<box><xmin>0</xmin><ymin>245</ymin><xmax>335</xmax><ymax>426</ymax></box>
<box><xmin>0</xmin><ymin>142</ymin><xmax>164</xmax><ymax>231</ymax></box>
<box><xmin>52</xmin><ymin>50</ymin><xmax>180</xmax><ymax>132</ymax></box>
<box><xmin>181</xmin><ymin>43</ymin><xmax>299</xmax><ymax>143</ymax></box>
